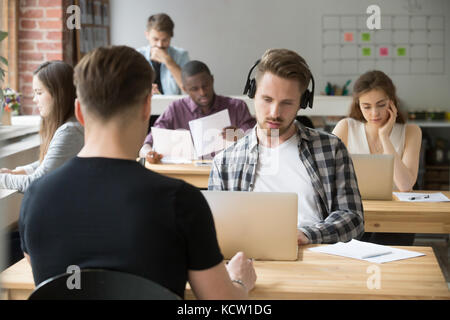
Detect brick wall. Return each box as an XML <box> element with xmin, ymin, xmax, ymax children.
<box><xmin>19</xmin><ymin>0</ymin><xmax>64</xmax><ymax>115</ymax></box>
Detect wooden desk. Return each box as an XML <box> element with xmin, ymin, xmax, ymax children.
<box><xmin>1</xmin><ymin>245</ymin><xmax>449</xmax><ymax>300</ymax></box>
<box><xmin>145</xmin><ymin>162</ymin><xmax>211</xmax><ymax>189</ymax></box>
<box><xmin>0</xmin><ymin>189</ymin><xmax>23</xmax><ymax>230</ymax></box>
<box><xmin>364</xmin><ymin>191</ymin><xmax>450</xmax><ymax>234</ymax></box>
<box><xmin>144</xmin><ymin>163</ymin><xmax>450</xmax><ymax>234</ymax></box>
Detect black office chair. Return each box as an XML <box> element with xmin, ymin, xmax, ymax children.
<box><xmin>28</xmin><ymin>269</ymin><xmax>181</xmax><ymax>300</ymax></box>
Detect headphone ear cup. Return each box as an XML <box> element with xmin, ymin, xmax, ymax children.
<box><xmin>300</xmin><ymin>90</ymin><xmax>310</xmax><ymax>109</ymax></box>
<box><xmin>248</xmin><ymin>79</ymin><xmax>257</xmax><ymax>99</ymax></box>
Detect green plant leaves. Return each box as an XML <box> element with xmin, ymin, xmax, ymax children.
<box><xmin>0</xmin><ymin>31</ymin><xmax>7</xmax><ymax>42</ymax></box>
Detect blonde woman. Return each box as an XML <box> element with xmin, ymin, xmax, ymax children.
<box><xmin>0</xmin><ymin>61</ymin><xmax>84</xmax><ymax>192</ymax></box>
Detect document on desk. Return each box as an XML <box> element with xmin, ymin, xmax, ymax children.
<box><xmin>393</xmin><ymin>192</ymin><xmax>450</xmax><ymax>202</ymax></box>
<box><xmin>308</xmin><ymin>239</ymin><xmax>424</xmax><ymax>263</ymax></box>
<box><xmin>151</xmin><ymin>127</ymin><xmax>195</xmax><ymax>164</ymax></box>
<box><xmin>189</xmin><ymin>109</ymin><xmax>232</xmax><ymax>157</ymax></box>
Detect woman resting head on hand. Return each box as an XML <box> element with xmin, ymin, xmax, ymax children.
<box><xmin>332</xmin><ymin>70</ymin><xmax>422</xmax><ymax>192</ymax></box>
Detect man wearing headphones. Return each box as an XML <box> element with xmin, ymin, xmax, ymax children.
<box><xmin>208</xmin><ymin>49</ymin><xmax>364</xmax><ymax>245</ymax></box>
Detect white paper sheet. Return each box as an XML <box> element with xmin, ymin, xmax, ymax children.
<box><xmin>393</xmin><ymin>192</ymin><xmax>450</xmax><ymax>202</ymax></box>
<box><xmin>308</xmin><ymin>239</ymin><xmax>424</xmax><ymax>264</ymax></box>
<box><xmin>151</xmin><ymin>127</ymin><xmax>196</xmax><ymax>163</ymax></box>
<box><xmin>189</xmin><ymin>109</ymin><xmax>231</xmax><ymax>157</ymax></box>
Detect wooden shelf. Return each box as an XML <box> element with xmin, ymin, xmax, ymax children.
<box><xmin>75</xmin><ymin>0</ymin><xmax>110</xmax><ymax>62</ymax></box>
<box><xmin>425</xmin><ymin>165</ymin><xmax>450</xmax><ymax>170</ymax></box>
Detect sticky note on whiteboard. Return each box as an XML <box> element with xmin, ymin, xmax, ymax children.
<box><xmin>379</xmin><ymin>47</ymin><xmax>389</xmax><ymax>57</ymax></box>
<box><xmin>397</xmin><ymin>47</ymin><xmax>407</xmax><ymax>57</ymax></box>
<box><xmin>344</xmin><ymin>32</ymin><xmax>354</xmax><ymax>42</ymax></box>
<box><xmin>362</xmin><ymin>47</ymin><xmax>372</xmax><ymax>56</ymax></box>
<box><xmin>361</xmin><ymin>33</ymin><xmax>371</xmax><ymax>42</ymax></box>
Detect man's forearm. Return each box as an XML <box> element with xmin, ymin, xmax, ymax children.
<box><xmin>300</xmin><ymin>210</ymin><xmax>364</xmax><ymax>244</ymax></box>
<box><xmin>165</xmin><ymin>57</ymin><xmax>183</xmax><ymax>92</ymax></box>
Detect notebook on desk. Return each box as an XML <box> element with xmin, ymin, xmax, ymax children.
<box><xmin>351</xmin><ymin>154</ymin><xmax>394</xmax><ymax>200</ymax></box>
<box><xmin>201</xmin><ymin>191</ymin><xmax>298</xmax><ymax>261</ymax></box>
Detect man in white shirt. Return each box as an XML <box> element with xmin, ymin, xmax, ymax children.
<box><xmin>209</xmin><ymin>49</ymin><xmax>364</xmax><ymax>245</ymax></box>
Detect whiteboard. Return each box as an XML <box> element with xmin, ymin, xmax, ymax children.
<box><xmin>110</xmin><ymin>0</ymin><xmax>450</xmax><ymax>111</ymax></box>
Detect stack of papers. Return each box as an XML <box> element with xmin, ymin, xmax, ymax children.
<box><xmin>393</xmin><ymin>192</ymin><xmax>450</xmax><ymax>202</ymax></box>
<box><xmin>151</xmin><ymin>127</ymin><xmax>196</xmax><ymax>163</ymax></box>
<box><xmin>189</xmin><ymin>109</ymin><xmax>232</xmax><ymax>157</ymax></box>
<box><xmin>308</xmin><ymin>239</ymin><xmax>424</xmax><ymax>263</ymax></box>
<box><xmin>152</xmin><ymin>110</ymin><xmax>235</xmax><ymax>161</ymax></box>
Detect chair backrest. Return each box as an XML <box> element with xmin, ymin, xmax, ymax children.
<box><xmin>29</xmin><ymin>269</ymin><xmax>181</xmax><ymax>300</ymax></box>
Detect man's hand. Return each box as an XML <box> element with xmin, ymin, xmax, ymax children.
<box><xmin>150</xmin><ymin>47</ymin><xmax>171</xmax><ymax>65</ymax></box>
<box><xmin>145</xmin><ymin>151</ymin><xmax>163</xmax><ymax>164</ymax></box>
<box><xmin>152</xmin><ymin>84</ymin><xmax>161</xmax><ymax>95</ymax></box>
<box><xmin>226</xmin><ymin>252</ymin><xmax>257</xmax><ymax>293</ymax></box>
<box><xmin>297</xmin><ymin>230</ymin><xmax>310</xmax><ymax>245</ymax></box>
<box><xmin>0</xmin><ymin>168</ymin><xmax>26</xmax><ymax>175</ymax></box>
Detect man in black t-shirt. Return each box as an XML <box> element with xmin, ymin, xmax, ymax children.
<box><xmin>19</xmin><ymin>46</ymin><xmax>256</xmax><ymax>299</ymax></box>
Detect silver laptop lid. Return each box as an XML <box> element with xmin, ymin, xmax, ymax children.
<box><xmin>201</xmin><ymin>191</ymin><xmax>298</xmax><ymax>261</ymax></box>
<box><xmin>351</xmin><ymin>154</ymin><xmax>394</xmax><ymax>200</ymax></box>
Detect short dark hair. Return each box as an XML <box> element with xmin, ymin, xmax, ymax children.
<box><xmin>146</xmin><ymin>13</ymin><xmax>174</xmax><ymax>37</ymax></box>
<box><xmin>181</xmin><ymin>60</ymin><xmax>211</xmax><ymax>82</ymax></box>
<box><xmin>74</xmin><ymin>46</ymin><xmax>154</xmax><ymax>120</ymax></box>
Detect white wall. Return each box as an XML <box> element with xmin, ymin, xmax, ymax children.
<box><xmin>111</xmin><ymin>0</ymin><xmax>450</xmax><ymax>111</ymax></box>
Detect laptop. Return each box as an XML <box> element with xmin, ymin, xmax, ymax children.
<box><xmin>201</xmin><ymin>191</ymin><xmax>298</xmax><ymax>261</ymax></box>
<box><xmin>351</xmin><ymin>154</ymin><xmax>394</xmax><ymax>200</ymax></box>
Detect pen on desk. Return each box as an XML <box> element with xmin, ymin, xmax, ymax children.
<box><xmin>408</xmin><ymin>195</ymin><xmax>430</xmax><ymax>201</ymax></box>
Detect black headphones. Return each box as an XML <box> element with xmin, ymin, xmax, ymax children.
<box><xmin>243</xmin><ymin>59</ymin><xmax>315</xmax><ymax>109</ymax></box>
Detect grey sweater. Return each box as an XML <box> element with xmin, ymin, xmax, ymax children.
<box><xmin>0</xmin><ymin>119</ymin><xmax>84</xmax><ymax>192</ymax></box>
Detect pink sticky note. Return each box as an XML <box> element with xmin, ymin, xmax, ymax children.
<box><xmin>344</xmin><ymin>32</ymin><xmax>354</xmax><ymax>42</ymax></box>
<box><xmin>380</xmin><ymin>47</ymin><xmax>389</xmax><ymax>57</ymax></box>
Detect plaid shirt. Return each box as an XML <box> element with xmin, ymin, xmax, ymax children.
<box><xmin>208</xmin><ymin>122</ymin><xmax>364</xmax><ymax>244</ymax></box>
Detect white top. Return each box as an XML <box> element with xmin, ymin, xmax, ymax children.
<box><xmin>253</xmin><ymin>133</ymin><xmax>321</xmax><ymax>229</ymax></box>
<box><xmin>346</xmin><ymin>118</ymin><xmax>406</xmax><ymax>156</ymax></box>
<box><xmin>0</xmin><ymin>118</ymin><xmax>84</xmax><ymax>192</ymax></box>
